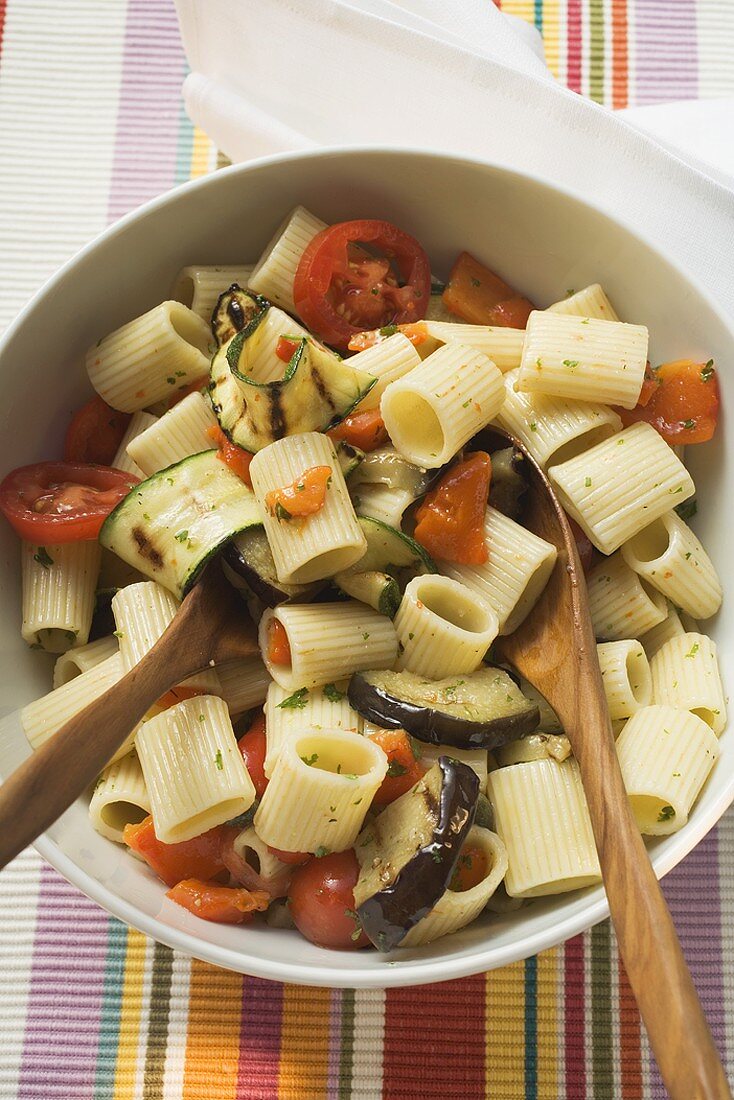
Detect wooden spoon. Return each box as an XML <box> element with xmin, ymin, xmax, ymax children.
<box><xmin>0</xmin><ymin>562</ymin><xmax>258</xmax><ymax>871</ymax></box>
<box><xmin>490</xmin><ymin>429</ymin><xmax>730</xmax><ymax>1100</ymax></box>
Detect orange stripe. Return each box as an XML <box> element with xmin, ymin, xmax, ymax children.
<box><xmin>618</xmin><ymin>955</ymin><xmax>643</xmax><ymax>1098</ymax></box>
<box><xmin>277</xmin><ymin>985</ymin><xmax>331</xmax><ymax>1099</ymax></box>
<box><xmin>182</xmin><ymin>960</ymin><xmax>243</xmax><ymax>1100</ymax></box>
<box><xmin>611</xmin><ymin>0</ymin><xmax>629</xmax><ymax>109</ymax></box>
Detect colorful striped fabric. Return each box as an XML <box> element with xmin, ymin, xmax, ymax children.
<box><xmin>0</xmin><ymin>1</ymin><xmax>733</xmax><ymax>1097</ymax></box>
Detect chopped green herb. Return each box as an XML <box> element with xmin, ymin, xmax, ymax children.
<box><xmin>680</xmin><ymin>419</ymin><xmax>696</xmax><ymax>430</ymax></box>
<box><xmin>277</xmin><ymin>687</ymin><xmax>309</xmax><ymax>710</ymax></box>
<box><xmin>300</xmin><ymin>753</ymin><xmax>319</xmax><ymax>767</ymax></box>
<box><xmin>379</xmin><ymin>324</ymin><xmax>399</xmax><ymax>337</ymax></box>
<box><xmin>386</xmin><ymin>760</ymin><xmax>408</xmax><ymax>778</ymax></box>
<box><xmin>684</xmin><ymin>642</ymin><xmax>700</xmax><ymax>658</ymax></box>
<box><xmin>275</xmin><ymin>501</ymin><xmax>291</xmax><ymax>522</ymax></box>
<box><xmin>175</xmin><ymin>370</ymin><xmax>186</xmax><ymax>378</ymax></box>
<box><xmin>214</xmin><ymin>749</ymin><xmax>223</xmax><ymax>771</ymax></box>
<box><xmin>33</xmin><ymin>547</ymin><xmax>54</xmax><ymax>569</ymax></box>
<box><xmin>657</xmin><ymin>805</ymin><xmax>675</xmax><ymax>823</ymax></box>
<box><xmin>174</xmin><ymin>529</ymin><xmax>189</xmax><ymax>542</ymax></box>
<box><xmin>529</xmin><ymin>422</ymin><xmax>537</xmax><ymax>432</ymax></box>
<box><xmin>343</xmin><ymin>773</ymin><xmax>359</xmax><ymax>780</ymax></box>
<box><xmin>584</xmin><ymin>477</ymin><xmax>592</xmax><ymax>488</ymax></box>
<box><xmin>166</xmin><ymin>477</ymin><xmax>174</xmax><ymax>486</ymax></box>
<box><xmin>142</xmin><ymin>513</ymin><xmax>151</xmax><ymax>521</ymax></box>
<box><xmin>562</xmin><ymin>359</ymin><xmax>579</xmax><ymax>370</ymax></box>
<box><xmin>166</xmin><ymin>376</ymin><xmax>176</xmax><ymax>385</ymax></box>
<box><xmin>113</xmin><ymin>629</ymin><xmax>125</xmax><ymax>639</ymax></box>
<box><xmin>470</xmin><ymin>277</ymin><xmax>481</xmax><ymax>287</ymax></box>
<box><xmin>362</xmin><ymin>632</ymin><xmax>370</xmax><ymax>640</ymax></box>
<box><xmin>701</xmin><ymin>360</ymin><xmax>715</xmax><ymax>382</ymax></box>
<box><xmin>323</xmin><ymin>683</ymin><xmax>345</xmax><ymax>703</ymax></box>
<box><xmin>199</xmin><ymin>714</ymin><xmax>205</xmax><ymax>722</ymax></box>
<box><xmin>314</xmin><ymin>846</ymin><xmax>330</xmax><ymax>858</ymax></box>
<box><xmin>408</xmin><ymin>632</ymin><xmax>415</xmax><ymax>641</ymax></box>
<box><xmin>685</xmin><ymin>552</ymin><xmax>692</xmax><ymax>560</ymax></box>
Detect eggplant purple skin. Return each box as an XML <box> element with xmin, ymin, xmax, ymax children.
<box><xmin>222</xmin><ymin>536</ymin><xmax>323</xmax><ymax>607</ymax></box>
<box><xmin>357</xmin><ymin>757</ymin><xmax>479</xmax><ymax>952</ymax></box>
<box><xmin>348</xmin><ymin>672</ymin><xmax>540</xmax><ymax>751</ymax></box>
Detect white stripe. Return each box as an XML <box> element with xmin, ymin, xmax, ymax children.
<box><xmin>350</xmin><ymin>988</ymin><xmax>385</xmax><ymax>1100</ymax></box>
<box><xmin>0</xmin><ymin>848</ymin><xmax>43</xmax><ymax>1100</ymax></box>
<box><xmin>696</xmin><ymin>0</ymin><xmax>734</xmax><ymax>98</ymax></box>
<box><xmin>161</xmin><ymin>951</ymin><xmax>192</xmax><ymax>1100</ymax></box>
<box><xmin>0</xmin><ymin>0</ymin><xmax>127</xmax><ymax>331</ymax></box>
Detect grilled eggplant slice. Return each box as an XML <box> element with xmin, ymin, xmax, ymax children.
<box><xmin>223</xmin><ymin>527</ymin><xmax>322</xmax><ymax>606</ymax></box>
<box><xmin>348</xmin><ymin>446</ymin><xmax>435</xmax><ymax>499</ymax></box>
<box><xmin>348</xmin><ymin>666</ymin><xmax>539</xmax><ymax>750</ymax></box>
<box><xmin>488</xmin><ymin>446</ymin><xmax>528</xmax><ymax>521</ymax></box>
<box><xmin>495</xmin><ymin>733</ymin><xmax>572</xmax><ymax>767</ymax></box>
<box><xmin>354</xmin><ymin>758</ymin><xmax>479</xmax><ymax>950</ymax></box>
<box><xmin>211</xmin><ymin>284</ymin><xmax>269</xmax><ymax>346</ymax></box>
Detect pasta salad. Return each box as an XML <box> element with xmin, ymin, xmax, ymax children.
<box><xmin>0</xmin><ymin>206</ymin><xmax>724</xmax><ymax>952</ymax></box>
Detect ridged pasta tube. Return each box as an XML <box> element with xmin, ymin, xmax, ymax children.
<box><xmin>394</xmin><ymin>575</ymin><xmax>498</xmax><ymax>678</ymax></box>
<box><xmin>259</xmin><ymin>601</ymin><xmax>398</xmax><ymax>691</ymax></box>
<box><xmin>418</xmin><ymin>743</ymin><xmax>489</xmax><ymax>792</ymax></box>
<box><xmin>171</xmin><ymin>264</ymin><xmax>255</xmax><ymax>322</ymax></box>
<box><xmin>86</xmin><ymin>301</ymin><xmax>214</xmax><ymax>412</ymax></box>
<box><xmin>650</xmin><ymin>632</ymin><xmax>726</xmax><ymax>735</ymax></box>
<box><xmin>381</xmin><ymin>343</ymin><xmax>505</xmax><ymax>468</ymax></box>
<box><xmin>442</xmin><ymin>507</ymin><xmax>557</xmax><ymax>634</ymax></box>
<box><xmin>517</xmin><ymin>310</ymin><xmax>648</xmax><ymax>408</ymax></box>
<box><xmin>488</xmin><ymin>759</ymin><xmax>602</xmax><ymax>897</ymax></box>
<box><xmin>620</xmin><ymin>510</ymin><xmax>722</xmax><ymax>620</ymax></box>
<box><xmin>136</xmin><ymin>695</ymin><xmax>255</xmax><ymax>843</ymax></box>
<box><xmin>254</xmin><ymin>729</ymin><xmax>388</xmax><ymax>853</ymax></box>
<box><xmin>616</xmin><ymin>705</ymin><xmax>719</xmax><ymax>835</ymax></box>
<box><xmin>400</xmin><ymin>826</ymin><xmax>508</xmax><ymax>946</ymax></box>
<box><xmin>88</xmin><ymin>751</ymin><xmax>151</xmax><ymax>843</ymax></box>
<box><xmin>350</xmin><ymin>483</ymin><xmax>416</xmax><ymax>529</ymax></box>
<box><xmin>547</xmin><ymin>284</ymin><xmax>620</xmax><ymax>322</ymax></box>
<box><xmin>639</xmin><ymin>600</ymin><xmax>687</xmax><ymax>659</ymax></box>
<box><xmin>112</xmin><ymin>410</ymin><xmax>158</xmax><ymax>478</ymax></box>
<box><xmin>495</xmin><ymin>369</ymin><xmax>621</xmax><ymax>469</ymax></box>
<box><xmin>112</xmin><ymin>581</ymin><xmax>220</xmax><ymax>694</ymax></box>
<box><xmin>264</xmin><ymin>681</ymin><xmax>361</xmax><ymax>777</ymax></box>
<box><xmin>587</xmin><ymin>553</ymin><xmax>666</xmax><ymax>641</ymax></box>
<box><xmin>347</xmin><ymin>334</ymin><xmax>421</xmax><ymax>410</ymax></box>
<box><xmin>215</xmin><ymin>656</ymin><xmax>271</xmax><ymax>716</ymax></box>
<box><xmin>126</xmin><ymin>392</ymin><xmax>217</xmax><ymax>476</ymax></box>
<box><xmin>230</xmin><ymin>825</ymin><xmax>292</xmax><ymax>883</ymax></box>
<box><xmin>250</xmin><ymin>432</ymin><xmax>366</xmax><ymax>584</ymax></box>
<box><xmin>53</xmin><ymin>635</ymin><xmax>119</xmax><ymax>688</ymax></box>
<box><xmin>597</xmin><ymin>640</ymin><xmax>652</xmax><ymax>720</ymax></box>
<box><xmin>549</xmin><ymin>422</ymin><xmax>695</xmax><ymax>555</ymax></box>
<box><xmin>248</xmin><ymin>205</ymin><xmax>327</xmax><ymax>314</ymax></box>
<box><xmin>21</xmin><ymin>540</ymin><xmax>101</xmax><ymax>653</ymax></box>
<box><xmin>423</xmin><ymin>322</ymin><xmax>525</xmax><ymax>372</ymax></box>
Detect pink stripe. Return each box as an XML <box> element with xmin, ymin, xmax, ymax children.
<box><xmin>18</xmin><ymin>866</ymin><xmax>110</xmax><ymax>1100</ymax></box>
<box><xmin>566</xmin><ymin>0</ymin><xmax>583</xmax><ymax>94</ymax></box>
<box><xmin>326</xmin><ymin>989</ymin><xmax>343</xmax><ymax>1099</ymax></box>
<box><xmin>634</xmin><ymin>0</ymin><xmax>698</xmax><ymax>104</ymax></box>
<box><xmin>236</xmin><ymin>975</ymin><xmax>282</xmax><ymax>1098</ymax></box>
<box><xmin>107</xmin><ymin>0</ymin><xmax>188</xmax><ymax>222</ymax></box>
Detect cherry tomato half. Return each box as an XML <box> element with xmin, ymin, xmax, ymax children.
<box><xmin>288</xmin><ymin>849</ymin><xmax>370</xmax><ymax>949</ymax></box>
<box><xmin>0</xmin><ymin>461</ymin><xmax>138</xmax><ymax>542</ymax></box>
<box><xmin>64</xmin><ymin>395</ymin><xmax>131</xmax><ymax>465</ymax></box>
<box><xmin>293</xmin><ymin>220</ymin><xmax>432</xmax><ymax>350</ymax></box>
<box><xmin>237</xmin><ymin>711</ymin><xmax>268</xmax><ymax>798</ymax></box>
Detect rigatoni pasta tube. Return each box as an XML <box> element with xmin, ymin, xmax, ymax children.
<box><xmin>495</xmin><ymin>369</ymin><xmax>621</xmax><ymax>469</ymax></box>
<box><xmin>264</xmin><ymin>681</ymin><xmax>361</xmax><ymax>777</ymax></box>
<box><xmin>620</xmin><ymin>510</ymin><xmax>722</xmax><ymax>620</ymax></box>
<box><xmin>639</xmin><ymin>600</ymin><xmax>687</xmax><ymax>659</ymax></box>
<box><xmin>488</xmin><ymin>759</ymin><xmax>602</xmax><ymax>897</ymax></box>
<box><xmin>650</xmin><ymin>632</ymin><xmax>726</xmax><ymax>735</ymax></box>
<box><xmin>259</xmin><ymin>601</ymin><xmax>398</xmax><ymax>691</ymax></box>
<box><xmin>248</xmin><ymin>205</ymin><xmax>327</xmax><ymax>314</ymax></box>
<box><xmin>549</xmin><ymin>422</ymin><xmax>695</xmax><ymax>555</ymax></box>
<box><xmin>394</xmin><ymin>575</ymin><xmax>498</xmax><ymax>678</ymax></box>
<box><xmin>547</xmin><ymin>284</ymin><xmax>620</xmax><ymax>322</ymax></box>
<box><xmin>21</xmin><ymin>540</ymin><xmax>100</xmax><ymax>653</ymax></box>
<box><xmin>587</xmin><ymin>553</ymin><xmax>666</xmax><ymax>641</ymax></box>
<box><xmin>126</xmin><ymin>392</ymin><xmax>217</xmax><ymax>476</ymax></box>
<box><xmin>111</xmin><ymin>410</ymin><xmax>157</xmax><ymax>478</ymax></box>
<box><xmin>250</xmin><ymin>432</ymin><xmax>366</xmax><ymax>584</ymax></box>
<box><xmin>53</xmin><ymin>635</ymin><xmax>119</xmax><ymax>688</ymax></box>
<box><xmin>441</xmin><ymin>507</ymin><xmax>557</xmax><ymax>634</ymax></box>
<box><xmin>517</xmin><ymin>310</ymin><xmax>648</xmax><ymax>408</ymax></box>
<box><xmin>347</xmin><ymin>334</ymin><xmax>421</xmax><ymax>410</ymax></box>
<box><xmin>400</xmin><ymin>827</ymin><xmax>508</xmax><ymax>947</ymax></box>
<box><xmin>172</xmin><ymin>264</ymin><xmax>254</xmax><ymax>322</ymax></box>
<box><xmin>254</xmin><ymin>729</ymin><xmax>387</xmax><ymax>853</ymax></box>
<box><xmin>135</xmin><ymin>695</ymin><xmax>255</xmax><ymax>844</ymax></box>
<box><xmin>381</xmin><ymin>343</ymin><xmax>504</xmax><ymax>468</ymax></box>
<box><xmin>616</xmin><ymin>705</ymin><xmax>719</xmax><ymax>836</ymax></box>
<box><xmin>422</xmin><ymin>322</ymin><xmax>524</xmax><ymax>372</ymax></box>
<box><xmin>88</xmin><ymin>752</ymin><xmax>151</xmax><ymax>843</ymax></box>
<box><xmin>418</xmin><ymin>743</ymin><xmax>489</xmax><ymax>793</ymax></box>
<box><xmin>86</xmin><ymin>301</ymin><xmax>213</xmax><ymax>412</ymax></box>
<box><xmin>215</xmin><ymin>656</ymin><xmax>271</xmax><ymax>716</ymax></box>
<box><xmin>350</xmin><ymin>483</ymin><xmax>416</xmax><ymax>529</ymax></box>
<box><xmin>597</xmin><ymin>640</ymin><xmax>652</xmax><ymax>720</ymax></box>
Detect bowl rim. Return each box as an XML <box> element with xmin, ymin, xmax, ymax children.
<box><xmin>6</xmin><ymin>143</ymin><xmax>734</xmax><ymax>987</ymax></box>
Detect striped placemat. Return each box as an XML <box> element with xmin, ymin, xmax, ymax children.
<box><xmin>0</xmin><ymin>1</ymin><xmax>733</xmax><ymax>1097</ymax></box>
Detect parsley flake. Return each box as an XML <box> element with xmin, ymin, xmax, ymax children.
<box><xmin>323</xmin><ymin>683</ymin><xmax>345</xmax><ymax>703</ymax></box>
<box><xmin>214</xmin><ymin>750</ymin><xmax>223</xmax><ymax>771</ymax></box>
<box><xmin>277</xmin><ymin>687</ymin><xmax>309</xmax><ymax>710</ymax></box>
<box><xmin>300</xmin><ymin>753</ymin><xmax>319</xmax><ymax>767</ymax></box>
<box><xmin>33</xmin><ymin>547</ymin><xmax>54</xmax><ymax>569</ymax></box>
<box><xmin>386</xmin><ymin>760</ymin><xmax>408</xmax><ymax>778</ymax></box>
<box><xmin>174</xmin><ymin>529</ymin><xmax>189</xmax><ymax>542</ymax></box>
<box><xmin>657</xmin><ymin>805</ymin><xmax>675</xmax><ymax>823</ymax></box>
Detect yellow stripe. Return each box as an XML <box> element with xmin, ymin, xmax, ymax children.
<box><xmin>485</xmin><ymin>960</ymin><xmax>525</xmax><ymax>1096</ymax></box>
<box><xmin>112</xmin><ymin>928</ymin><xmax>148</xmax><ymax>1100</ymax></box>
<box><xmin>190</xmin><ymin>127</ymin><xmax>215</xmax><ymax>179</ymax></box>
<box><xmin>536</xmin><ymin>947</ymin><xmax>560</xmax><ymax>1099</ymax></box>
<box><xmin>278</xmin><ymin>985</ymin><xmax>331</xmax><ymax>1099</ymax></box>
<box><xmin>541</xmin><ymin>0</ymin><xmax>561</xmax><ymax>78</ymax></box>
<box><xmin>182</xmin><ymin>959</ymin><xmax>243</xmax><ymax>1100</ymax></box>
<box><xmin>500</xmin><ymin>0</ymin><xmax>535</xmax><ymax>22</ymax></box>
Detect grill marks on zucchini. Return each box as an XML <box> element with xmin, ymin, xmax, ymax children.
<box><xmin>211</xmin><ymin>284</ymin><xmax>269</xmax><ymax>346</ymax></box>
<box><xmin>131</xmin><ymin>526</ymin><xmax>164</xmax><ymax>569</ymax></box>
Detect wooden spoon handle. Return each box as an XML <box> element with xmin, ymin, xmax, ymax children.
<box><xmin>0</xmin><ymin>639</ymin><xmax>195</xmax><ymax>872</ymax></box>
<box><xmin>577</xmin><ymin>691</ymin><xmax>730</xmax><ymax>1099</ymax></box>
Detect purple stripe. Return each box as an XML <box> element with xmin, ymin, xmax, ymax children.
<box><xmin>107</xmin><ymin>0</ymin><xmax>188</xmax><ymax>222</ymax></box>
<box><xmin>17</xmin><ymin>865</ymin><xmax>110</xmax><ymax>1100</ymax></box>
<box><xmin>634</xmin><ymin>0</ymin><xmax>698</xmax><ymax>104</ymax></box>
<box><xmin>326</xmin><ymin>989</ymin><xmax>343</xmax><ymax>1099</ymax></box>
<box><xmin>236</xmin><ymin>976</ymin><xmax>283</xmax><ymax>1099</ymax></box>
<box><xmin>647</xmin><ymin>827</ymin><xmax>727</xmax><ymax>1096</ymax></box>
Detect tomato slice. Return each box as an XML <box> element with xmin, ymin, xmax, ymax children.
<box><xmin>237</xmin><ymin>711</ymin><xmax>268</xmax><ymax>798</ymax></box>
<box><xmin>166</xmin><ymin>879</ymin><xmax>270</xmax><ymax>924</ymax></box>
<box><xmin>616</xmin><ymin>359</ymin><xmax>720</xmax><ymax>444</ymax></box>
<box><xmin>207</xmin><ymin>425</ymin><xmax>253</xmax><ymax>486</ymax></box>
<box><xmin>414</xmin><ymin>452</ymin><xmax>491</xmax><ymax>565</ymax></box>
<box><xmin>0</xmin><ymin>461</ymin><xmax>138</xmax><ymax>542</ymax></box>
<box><xmin>442</xmin><ymin>252</ymin><xmax>534</xmax><ymax>328</ymax></box>
<box><xmin>265</xmin><ymin>466</ymin><xmax>332</xmax><ymax>520</ymax></box>
<box><xmin>64</xmin><ymin>395</ymin><xmax>131</xmax><ymax>465</ymax></box>
<box><xmin>293</xmin><ymin>220</ymin><xmax>432</xmax><ymax>350</ymax></box>
<box><xmin>366</xmin><ymin>728</ymin><xmax>427</xmax><ymax>805</ymax></box>
<box><xmin>123</xmin><ymin>816</ymin><xmax>231</xmax><ymax>888</ymax></box>
<box><xmin>328</xmin><ymin>408</ymin><xmax>389</xmax><ymax>452</ymax></box>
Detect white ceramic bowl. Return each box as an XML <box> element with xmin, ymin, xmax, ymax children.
<box><xmin>0</xmin><ymin>148</ymin><xmax>731</xmax><ymax>988</ymax></box>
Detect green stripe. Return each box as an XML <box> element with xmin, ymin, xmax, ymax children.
<box><xmin>142</xmin><ymin>942</ymin><xmax>175</xmax><ymax>1100</ymax></box>
<box><xmin>591</xmin><ymin>922</ymin><xmax>614</xmax><ymax>1098</ymax></box>
<box><xmin>338</xmin><ymin>989</ymin><xmax>356</xmax><ymax>1098</ymax></box>
<box><xmin>589</xmin><ymin>0</ymin><xmax>605</xmax><ymax>103</ymax></box>
<box><xmin>93</xmin><ymin>918</ymin><xmax>129</xmax><ymax>1099</ymax></box>
<box><xmin>524</xmin><ymin>955</ymin><xmax>538</xmax><ymax>1099</ymax></box>
<box><xmin>534</xmin><ymin>0</ymin><xmax>543</xmax><ymax>33</ymax></box>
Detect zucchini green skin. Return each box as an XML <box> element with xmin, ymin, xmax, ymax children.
<box><xmin>211</xmin><ymin>284</ymin><xmax>269</xmax><ymax>347</ymax></box>
<box><xmin>100</xmin><ymin>450</ymin><xmax>262</xmax><ymax>599</ymax></box>
<box><xmin>351</xmin><ymin>516</ymin><xmax>436</xmax><ymax>575</ymax></box>
<box><xmin>334</xmin><ymin>569</ymin><xmax>401</xmax><ymax>618</ymax></box>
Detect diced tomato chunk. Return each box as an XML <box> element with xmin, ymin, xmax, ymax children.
<box><xmin>123</xmin><ymin>816</ymin><xmax>230</xmax><ymax>888</ymax></box>
<box><xmin>167</xmin><ymin>879</ymin><xmax>270</xmax><ymax>924</ymax></box>
<box><xmin>442</xmin><ymin>252</ymin><xmax>534</xmax><ymax>328</ymax></box>
<box><xmin>366</xmin><ymin>728</ymin><xmax>427</xmax><ymax>805</ymax></box>
<box><xmin>414</xmin><ymin>452</ymin><xmax>491</xmax><ymax>565</ymax></box>
<box><xmin>265</xmin><ymin>466</ymin><xmax>331</xmax><ymax>519</ymax></box>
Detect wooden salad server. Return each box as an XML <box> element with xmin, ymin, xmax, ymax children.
<box><xmin>490</xmin><ymin>428</ymin><xmax>730</xmax><ymax>1100</ymax></box>
<box><xmin>0</xmin><ymin>563</ymin><xmax>259</xmax><ymax>872</ymax></box>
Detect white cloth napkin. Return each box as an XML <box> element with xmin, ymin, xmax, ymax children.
<box><xmin>175</xmin><ymin>0</ymin><xmax>734</xmax><ymax>319</ymax></box>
